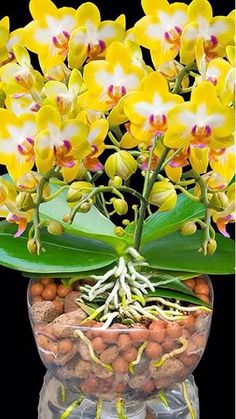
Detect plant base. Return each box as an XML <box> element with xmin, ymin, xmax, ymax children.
<box><xmin>38</xmin><ymin>372</ymin><xmax>199</xmax><ymax>418</ymax></box>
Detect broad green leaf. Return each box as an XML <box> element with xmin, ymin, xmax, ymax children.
<box><xmin>0</xmin><ymin>221</ymin><xmax>117</xmax><ymax>274</ymax></box>
<box><xmin>142</xmin><ymin>231</ymin><xmax>234</xmax><ymax>274</ymax></box>
<box><xmin>150</xmin><ymin>275</ymin><xmax>195</xmax><ymax>296</ymax></box>
<box><xmin>40</xmin><ymin>184</ymin><xmax>128</xmax><ymax>253</ymax></box>
<box><xmin>126</xmin><ymin>191</ymin><xmax>205</xmax><ymax>245</ymax></box>
<box><xmin>23</xmin><ymin>266</ymin><xmax>108</xmax><ymax>279</ymax></box>
<box><xmin>145</xmin><ymin>288</ymin><xmax>212</xmax><ymax>308</ymax></box>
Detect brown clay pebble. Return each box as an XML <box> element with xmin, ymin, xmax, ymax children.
<box><xmin>81</xmin><ymin>376</ymin><xmax>98</xmax><ymax>392</ymax></box>
<box><xmin>57</xmin><ymin>284</ymin><xmax>73</xmax><ymax>298</ymax></box>
<box><xmin>100</xmin><ymin>346</ymin><xmax>119</xmax><ymax>364</ymax></box>
<box><xmin>183</xmin><ymin>279</ymin><xmax>195</xmax><ymax>289</ymax></box>
<box><xmin>117</xmin><ymin>334</ymin><xmax>132</xmax><ymax>351</ymax></box>
<box><xmin>142</xmin><ymin>380</ymin><xmax>155</xmax><ymax>393</ymax></box>
<box><xmin>52</xmin><ymin>299</ymin><xmax>64</xmax><ymax>315</ymax></box>
<box><xmin>195</xmin><ymin>283</ymin><xmax>209</xmax><ymax>295</ymax></box>
<box><xmin>36</xmin><ymin>334</ymin><xmax>49</xmax><ymax>350</ymax></box>
<box><xmin>92</xmin><ymin>337</ymin><xmax>107</xmax><ymax>353</ymax></box>
<box><xmin>179</xmin><ymin>314</ymin><xmax>195</xmax><ymax>331</ymax></box>
<box><xmin>162</xmin><ymin>339</ymin><xmax>175</xmax><ymax>352</ymax></box>
<box><xmin>41</xmin><ymin>278</ymin><xmax>54</xmax><ymax>286</ymax></box>
<box><xmin>48</xmin><ymin>341</ymin><xmax>58</xmax><ymax>354</ymax></box>
<box><xmin>102</xmin><ymin>330</ymin><xmax>119</xmax><ymax>344</ymax></box>
<box><xmin>42</xmin><ymin>352</ymin><xmax>54</xmax><ymax>363</ymax></box>
<box><xmin>31</xmin><ymin>282</ymin><xmax>44</xmax><ymax>298</ymax></box>
<box><xmin>122</xmin><ymin>347</ymin><xmax>138</xmax><ymax>362</ymax></box>
<box><xmin>179</xmin><ymin>353</ymin><xmax>199</xmax><ymax>367</ymax></box>
<box><xmin>196</xmin><ymin>294</ymin><xmax>210</xmax><ymax>304</ymax></box>
<box><xmin>149</xmin><ymin>322</ymin><xmax>166</xmax><ymax>343</ymax></box>
<box><xmin>129</xmin><ymin>324</ymin><xmax>149</xmax><ymax>343</ymax></box>
<box><xmin>195</xmin><ymin>277</ymin><xmax>206</xmax><ymax>286</ymax></box>
<box><xmin>145</xmin><ymin>342</ymin><xmax>162</xmax><ymax>359</ymax></box>
<box><xmin>58</xmin><ymin>339</ymin><xmax>73</xmax><ymax>354</ymax></box>
<box><xmin>64</xmin><ymin>291</ymin><xmax>81</xmax><ymax>313</ymax></box>
<box><xmin>41</xmin><ymin>283</ymin><xmax>57</xmax><ymax>301</ymax></box>
<box><xmin>112</xmin><ymin>356</ymin><xmax>129</xmax><ymax>373</ymax></box>
<box><xmin>181</xmin><ymin>328</ymin><xmax>190</xmax><ymax>339</ymax></box>
<box><xmin>114</xmin><ymin>383</ymin><xmax>125</xmax><ymax>393</ymax></box>
<box><xmin>166</xmin><ymin>322</ymin><xmax>182</xmax><ymax>339</ymax></box>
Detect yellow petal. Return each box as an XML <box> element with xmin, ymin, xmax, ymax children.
<box><xmin>120</xmin><ymin>132</ymin><xmax>140</xmax><ymax>149</ymax></box>
<box><xmin>36</xmin><ymin>105</ymin><xmax>61</xmax><ymax>132</ymax></box>
<box><xmin>13</xmin><ymin>44</ymin><xmax>31</xmax><ymax>66</ymax></box>
<box><xmin>61</xmin><ymin>120</ymin><xmax>90</xmax><ymax>159</ymax></box>
<box><xmin>189</xmin><ymin>147</ymin><xmax>209</xmax><ymax>173</ymax></box>
<box><xmin>29</xmin><ymin>0</ymin><xmax>58</xmax><ymax>20</ymax></box>
<box><xmin>141</xmin><ymin>0</ymin><xmax>169</xmax><ymax>15</ymax></box>
<box><xmin>187</xmin><ymin>0</ymin><xmax>212</xmax><ymax>23</ymax></box>
<box><xmin>210</xmin><ymin>145</ymin><xmax>235</xmax><ymax>182</ymax></box>
<box><xmin>106</xmin><ymin>42</ymin><xmax>131</xmax><ymax>68</ymax></box>
<box><xmin>75</xmin><ymin>2</ymin><xmax>100</xmax><ymax>27</ymax></box>
<box><xmin>68</xmin><ymin>68</ymin><xmax>83</xmax><ymax>94</ymax></box>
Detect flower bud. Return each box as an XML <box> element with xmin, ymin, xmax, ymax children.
<box><xmin>114</xmin><ymin>226</ymin><xmax>125</xmax><ymax>237</ymax></box>
<box><xmin>207</xmin><ymin>238</ymin><xmax>217</xmax><ymax>255</ymax></box>
<box><xmin>149</xmin><ymin>180</ymin><xmax>177</xmax><ymax>211</ymax></box>
<box><xmin>79</xmin><ymin>202</ymin><xmax>92</xmax><ymax>213</ymax></box>
<box><xmin>16</xmin><ymin>192</ymin><xmax>35</xmax><ymax>211</ymax></box>
<box><xmin>180</xmin><ymin>221</ymin><xmax>197</xmax><ymax>236</ymax></box>
<box><xmin>108</xmin><ymin>176</ymin><xmax>123</xmax><ymax>188</ymax></box>
<box><xmin>113</xmin><ymin>199</ymin><xmax>128</xmax><ymax>215</ymax></box>
<box><xmin>47</xmin><ymin>220</ymin><xmax>65</xmax><ymax>236</ymax></box>
<box><xmin>27</xmin><ymin>239</ymin><xmax>38</xmax><ymax>255</ymax></box>
<box><xmin>209</xmin><ymin>192</ymin><xmax>228</xmax><ymax>211</ymax></box>
<box><xmin>67</xmin><ymin>181</ymin><xmax>93</xmax><ymax>203</ymax></box>
<box><xmin>105</xmin><ymin>150</ymin><xmax>137</xmax><ymax>180</ymax></box>
<box><xmin>122</xmin><ymin>219</ymin><xmax>130</xmax><ymax>226</ymax></box>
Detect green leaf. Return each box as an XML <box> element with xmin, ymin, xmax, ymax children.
<box><xmin>145</xmin><ymin>288</ymin><xmax>212</xmax><ymax>308</ymax></box>
<box><xmin>142</xmin><ymin>231</ymin><xmax>234</xmax><ymax>274</ymax></box>
<box><xmin>40</xmin><ymin>184</ymin><xmax>128</xmax><ymax>253</ymax></box>
<box><xmin>150</xmin><ymin>274</ymin><xmax>195</xmax><ymax>296</ymax></box>
<box><xmin>0</xmin><ymin>221</ymin><xmax>118</xmax><ymax>274</ymax></box>
<box><xmin>126</xmin><ymin>191</ymin><xmax>205</xmax><ymax>245</ymax></box>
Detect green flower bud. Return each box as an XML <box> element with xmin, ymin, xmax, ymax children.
<box><xmin>27</xmin><ymin>239</ymin><xmax>38</xmax><ymax>255</ymax></box>
<box><xmin>16</xmin><ymin>192</ymin><xmax>35</xmax><ymax>211</ymax></box>
<box><xmin>105</xmin><ymin>150</ymin><xmax>137</xmax><ymax>180</ymax></box>
<box><xmin>47</xmin><ymin>220</ymin><xmax>65</xmax><ymax>236</ymax></box>
<box><xmin>207</xmin><ymin>238</ymin><xmax>217</xmax><ymax>255</ymax></box>
<box><xmin>67</xmin><ymin>181</ymin><xmax>93</xmax><ymax>203</ymax></box>
<box><xmin>122</xmin><ymin>219</ymin><xmax>130</xmax><ymax>226</ymax></box>
<box><xmin>113</xmin><ymin>199</ymin><xmax>128</xmax><ymax>215</ymax></box>
<box><xmin>209</xmin><ymin>192</ymin><xmax>228</xmax><ymax>211</ymax></box>
<box><xmin>114</xmin><ymin>226</ymin><xmax>125</xmax><ymax>237</ymax></box>
<box><xmin>149</xmin><ymin>180</ymin><xmax>177</xmax><ymax>211</ymax></box>
<box><xmin>80</xmin><ymin>202</ymin><xmax>92</xmax><ymax>213</ymax></box>
<box><xmin>180</xmin><ymin>221</ymin><xmax>197</xmax><ymax>236</ymax></box>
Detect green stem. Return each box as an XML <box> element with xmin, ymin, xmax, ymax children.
<box><xmin>161</xmin><ymin>147</ymin><xmax>182</xmax><ymax>169</ymax></box>
<box><xmin>174</xmin><ymin>185</ymin><xmax>200</xmax><ymax>202</ymax></box>
<box><xmin>192</xmin><ymin>171</ymin><xmax>211</xmax><ymax>254</ymax></box>
<box><xmin>111</xmin><ymin>125</ymin><xmax>123</xmax><ymax>140</ymax></box>
<box><xmin>108</xmin><ymin>131</ymin><xmax>121</xmax><ymax>148</ymax></box>
<box><xmin>134</xmin><ymin>146</ymin><xmax>170</xmax><ymax>251</ymax></box>
<box><xmin>43</xmin><ymin>185</ymin><xmax>68</xmax><ymax>202</ymax></box>
<box><xmin>172</xmin><ymin>62</ymin><xmax>196</xmax><ymax>94</ymax></box>
<box><xmin>105</xmin><ymin>144</ymin><xmax>120</xmax><ymax>152</ymax></box>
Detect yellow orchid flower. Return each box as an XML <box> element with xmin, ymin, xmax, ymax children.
<box><xmin>35</xmin><ymin>105</ymin><xmax>90</xmax><ymax>174</ymax></box>
<box><xmin>22</xmin><ymin>0</ymin><xmax>76</xmax><ymax>71</ymax></box>
<box><xmin>68</xmin><ymin>2</ymin><xmax>125</xmax><ymax>69</ymax></box>
<box><xmin>210</xmin><ymin>145</ymin><xmax>235</xmax><ymax>182</ymax></box>
<box><xmin>0</xmin><ymin>177</ymin><xmax>32</xmax><ymax>237</ymax></box>
<box><xmin>44</xmin><ymin>63</ymin><xmax>71</xmax><ymax>82</ymax></box>
<box><xmin>211</xmin><ymin>183</ymin><xmax>235</xmax><ymax>238</ymax></box>
<box><xmin>164</xmin><ymin>82</ymin><xmax>234</xmax><ymax>154</ymax></box>
<box><xmin>218</xmin><ymin>46</ymin><xmax>235</xmax><ymax>106</ymax></box>
<box><xmin>0</xmin><ymin>16</ymin><xmax>23</xmax><ymax>66</ymax></box>
<box><xmin>83</xmin><ymin>42</ymin><xmax>145</xmax><ymax>112</ymax></box>
<box><xmin>5</xmin><ymin>93</ymin><xmax>40</xmax><ymax>116</ymax></box>
<box><xmin>134</xmin><ymin>0</ymin><xmax>188</xmax><ymax>65</ymax></box>
<box><xmin>180</xmin><ymin>0</ymin><xmax>234</xmax><ymax>64</ymax></box>
<box><xmin>123</xmin><ymin>71</ymin><xmax>183</xmax><ymax>144</ymax></box>
<box><xmin>0</xmin><ymin>109</ymin><xmax>37</xmax><ymax>180</ymax></box>
<box><xmin>0</xmin><ymin>44</ymin><xmax>43</xmax><ymax>100</ymax></box>
<box><xmin>43</xmin><ymin>68</ymin><xmax>83</xmax><ymax>116</ymax></box>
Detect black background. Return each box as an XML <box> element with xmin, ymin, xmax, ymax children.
<box><xmin>0</xmin><ymin>0</ymin><xmax>235</xmax><ymax>418</ymax></box>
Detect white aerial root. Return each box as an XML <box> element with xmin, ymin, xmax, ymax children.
<box><xmin>145</xmin><ymin>297</ymin><xmax>212</xmax><ymax>313</ymax></box>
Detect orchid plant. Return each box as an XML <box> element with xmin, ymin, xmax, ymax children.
<box><xmin>0</xmin><ymin>0</ymin><xmax>234</xmax><ymax>325</ymax></box>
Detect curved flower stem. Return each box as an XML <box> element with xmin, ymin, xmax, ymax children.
<box><xmin>181</xmin><ymin>382</ymin><xmax>196</xmax><ymax>419</ymax></box>
<box><xmin>192</xmin><ymin>170</ymin><xmax>211</xmax><ymax>254</ymax></box>
<box><xmin>174</xmin><ymin>185</ymin><xmax>200</xmax><ymax>202</ymax></box>
<box><xmin>43</xmin><ymin>185</ymin><xmax>68</xmax><ymax>202</ymax></box>
<box><xmin>172</xmin><ymin>62</ymin><xmax>196</xmax><ymax>94</ymax></box>
<box><xmin>160</xmin><ymin>147</ymin><xmax>182</xmax><ymax>169</ymax></box>
<box><xmin>134</xmin><ymin>145</ymin><xmax>170</xmax><ymax>251</ymax></box>
<box><xmin>60</xmin><ymin>395</ymin><xmax>84</xmax><ymax>419</ymax></box>
<box><xmin>108</xmin><ymin>131</ymin><xmax>121</xmax><ymax>147</ymax></box>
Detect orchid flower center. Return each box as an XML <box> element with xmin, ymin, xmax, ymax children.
<box><xmin>17</xmin><ymin>137</ymin><xmax>35</xmax><ymax>162</ymax></box>
<box><xmin>107</xmin><ymin>84</ymin><xmax>127</xmax><ymax>106</ymax></box>
<box><xmin>164</xmin><ymin>26</ymin><xmax>182</xmax><ymax>51</ymax></box>
<box><xmin>149</xmin><ymin>113</ymin><xmax>167</xmax><ymax>135</ymax></box>
<box><xmin>87</xmin><ymin>40</ymin><xmax>106</xmax><ymax>61</ymax></box>
<box><xmin>53</xmin><ymin>139</ymin><xmax>75</xmax><ymax>168</ymax></box>
<box><xmin>204</xmin><ymin>35</ymin><xmax>218</xmax><ymax>60</ymax></box>
<box><xmin>15</xmin><ymin>69</ymin><xmax>35</xmax><ymax>89</ymax></box>
<box><xmin>191</xmin><ymin>124</ymin><xmax>212</xmax><ymax>148</ymax></box>
<box><xmin>169</xmin><ymin>149</ymin><xmax>189</xmax><ymax>168</ymax></box>
<box><xmin>52</xmin><ymin>31</ymin><xmax>70</xmax><ymax>56</ymax></box>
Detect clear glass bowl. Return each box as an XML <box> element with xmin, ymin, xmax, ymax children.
<box><xmin>28</xmin><ymin>276</ymin><xmax>213</xmax><ymax>402</ymax></box>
